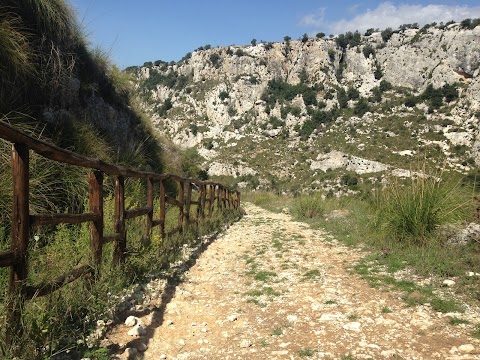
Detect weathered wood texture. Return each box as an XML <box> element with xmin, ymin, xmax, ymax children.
<box><xmin>0</xmin><ymin>120</ymin><xmax>240</xmax><ymax>338</ymax></box>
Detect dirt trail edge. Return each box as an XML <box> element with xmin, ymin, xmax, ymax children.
<box><xmin>109</xmin><ymin>203</ymin><xmax>480</xmax><ymax>360</ymax></box>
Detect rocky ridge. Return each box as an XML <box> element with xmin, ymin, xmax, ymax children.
<box><xmin>131</xmin><ymin>23</ymin><xmax>480</xmax><ymax>192</ymax></box>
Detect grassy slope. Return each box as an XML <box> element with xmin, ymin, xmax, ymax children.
<box><xmin>0</xmin><ymin>1</ymin><xmax>234</xmax><ymax>358</ymax></box>
<box><xmin>244</xmin><ymin>184</ymin><xmax>480</xmax><ymax>338</ymax></box>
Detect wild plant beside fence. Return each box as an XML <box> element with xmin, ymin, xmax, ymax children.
<box><xmin>0</xmin><ymin>120</ymin><xmax>241</xmax><ymax>358</ymax></box>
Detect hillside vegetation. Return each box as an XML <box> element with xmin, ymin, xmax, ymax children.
<box><xmin>130</xmin><ymin>23</ymin><xmax>480</xmax><ymax>333</ymax></box>
<box><xmin>132</xmin><ymin>20</ymin><xmax>480</xmax><ymax>195</ymax></box>
<box><xmin>0</xmin><ymin>1</ymin><xmax>239</xmax><ymax>358</ymax></box>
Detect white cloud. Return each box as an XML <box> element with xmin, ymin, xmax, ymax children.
<box><xmin>300</xmin><ymin>2</ymin><xmax>480</xmax><ymax>35</ymax></box>
<box><xmin>299</xmin><ymin>8</ymin><xmax>326</xmax><ymax>28</ymax></box>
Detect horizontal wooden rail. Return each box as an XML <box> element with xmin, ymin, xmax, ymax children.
<box><xmin>0</xmin><ymin>121</ymin><xmax>224</xmax><ymax>186</ymax></box>
<box><xmin>30</xmin><ymin>213</ymin><xmax>100</xmax><ymax>227</ymax></box>
<box><xmin>152</xmin><ymin>219</ymin><xmax>164</xmax><ymax>228</ymax></box>
<box><xmin>125</xmin><ymin>206</ymin><xmax>151</xmax><ymax>220</ymax></box>
<box><xmin>103</xmin><ymin>234</ymin><xmax>121</xmax><ymax>244</ymax></box>
<box><xmin>0</xmin><ymin>251</ymin><xmax>16</xmax><ymax>267</ymax></box>
<box><xmin>25</xmin><ymin>264</ymin><xmax>93</xmax><ymax>299</ymax></box>
<box><xmin>166</xmin><ymin>197</ymin><xmax>182</xmax><ymax>208</ymax></box>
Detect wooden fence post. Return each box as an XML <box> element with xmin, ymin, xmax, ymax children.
<box><xmin>177</xmin><ymin>180</ymin><xmax>184</xmax><ymax>233</ymax></box>
<box><xmin>113</xmin><ymin>176</ymin><xmax>126</xmax><ymax>265</ymax></box>
<box><xmin>146</xmin><ymin>177</ymin><xmax>154</xmax><ymax>237</ymax></box>
<box><xmin>208</xmin><ymin>185</ymin><xmax>215</xmax><ymax>217</ymax></box>
<box><xmin>199</xmin><ymin>183</ymin><xmax>206</xmax><ymax>219</ymax></box>
<box><xmin>237</xmin><ymin>191</ymin><xmax>241</xmax><ymax>209</ymax></box>
<box><xmin>159</xmin><ymin>179</ymin><xmax>166</xmax><ymax>239</ymax></box>
<box><xmin>89</xmin><ymin>170</ymin><xmax>103</xmax><ymax>274</ymax></box>
<box><xmin>217</xmin><ymin>186</ymin><xmax>222</xmax><ymax>210</ymax></box>
<box><xmin>185</xmin><ymin>181</ymin><xmax>192</xmax><ymax>225</ymax></box>
<box><xmin>7</xmin><ymin>143</ymin><xmax>30</xmax><ymax>343</ymax></box>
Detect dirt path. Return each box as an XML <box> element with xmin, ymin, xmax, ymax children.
<box><xmin>109</xmin><ymin>203</ymin><xmax>480</xmax><ymax>359</ymax></box>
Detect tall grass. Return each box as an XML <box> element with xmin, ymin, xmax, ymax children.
<box><xmin>375</xmin><ymin>174</ymin><xmax>470</xmax><ymax>244</ymax></box>
<box><xmin>0</xmin><ymin>10</ymin><xmax>32</xmax><ymax>79</ymax></box>
<box><xmin>6</xmin><ymin>0</ymin><xmax>81</xmax><ymax>45</ymax></box>
<box><xmin>1</xmin><ymin>189</ymin><xmax>242</xmax><ymax>358</ymax></box>
<box><xmin>293</xmin><ymin>193</ymin><xmax>325</xmax><ymax>219</ymax></box>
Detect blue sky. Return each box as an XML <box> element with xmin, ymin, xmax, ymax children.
<box><xmin>70</xmin><ymin>0</ymin><xmax>480</xmax><ymax>68</ymax></box>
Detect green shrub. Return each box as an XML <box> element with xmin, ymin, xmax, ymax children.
<box><xmin>335</xmin><ymin>31</ymin><xmax>361</xmax><ymax>50</ymax></box>
<box><xmin>370</xmin><ymin>86</ymin><xmax>382</xmax><ymax>102</ymax></box>
<box><xmin>404</xmin><ymin>96</ymin><xmax>418</xmax><ymax>107</ymax></box>
<box><xmin>189</xmin><ymin>123</ymin><xmax>198</xmax><ymax>136</ymax></box>
<box><xmin>381</xmin><ymin>27</ymin><xmax>394</xmax><ymax>42</ymax></box>
<box><xmin>354</xmin><ymin>98</ymin><xmax>370</xmax><ymax>116</ymax></box>
<box><xmin>299</xmin><ymin>109</ymin><xmax>337</xmax><ymax>139</ymax></box>
<box><xmin>328</xmin><ymin>48</ymin><xmax>336</xmax><ymax>62</ymax></box>
<box><xmin>347</xmin><ymin>86</ymin><xmax>360</xmax><ymax>100</ymax></box>
<box><xmin>143</xmin><ymin>69</ymin><xmax>190</xmax><ymax>91</ymax></box>
<box><xmin>268</xmin><ymin>116</ymin><xmax>285</xmax><ymax>129</ymax></box>
<box><xmin>337</xmin><ymin>88</ymin><xmax>348</xmax><ymax>108</ymax></box>
<box><xmin>341</xmin><ymin>174</ymin><xmax>358</xmax><ymax>187</ymax></box>
<box><xmin>261</xmin><ymin>79</ymin><xmax>316</xmax><ymax>107</ymax></box>
<box><xmin>264</xmin><ymin>42</ymin><xmax>273</xmax><ymax>50</ymax></box>
<box><xmin>280</xmin><ymin>106</ymin><xmax>301</xmax><ymax>119</ymax></box>
<box><xmin>219</xmin><ymin>90</ymin><xmax>229</xmax><ymax>100</ymax></box>
<box><xmin>362</xmin><ymin>44</ymin><xmax>376</xmax><ymax>58</ymax></box>
<box><xmin>374</xmin><ymin>62</ymin><xmax>383</xmax><ymax>79</ymax></box>
<box><xmin>209</xmin><ymin>53</ymin><xmax>221</xmax><ymax>68</ymax></box>
<box><xmin>442</xmin><ymin>83</ymin><xmax>459</xmax><ymax>102</ymax></box>
<box><xmin>379</xmin><ymin>80</ymin><xmax>392</xmax><ymax>92</ymax></box>
<box><xmin>293</xmin><ymin>194</ymin><xmax>325</xmax><ymax>219</ymax></box>
<box><xmin>375</xmin><ymin>174</ymin><xmax>469</xmax><ymax>244</ymax></box>
<box><xmin>156</xmin><ymin>98</ymin><xmax>173</xmax><ymax>116</ymax></box>
<box><xmin>459</xmin><ymin>19</ymin><xmax>480</xmax><ymax>30</ymax></box>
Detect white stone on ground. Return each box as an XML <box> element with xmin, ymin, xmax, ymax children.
<box><xmin>127</xmin><ymin>324</ymin><xmax>146</xmax><ymax>336</ymax></box>
<box><xmin>343</xmin><ymin>322</ymin><xmax>361</xmax><ymax>332</ymax></box>
<box><xmin>442</xmin><ymin>279</ymin><xmax>456</xmax><ymax>287</ymax></box>
<box><xmin>458</xmin><ymin>344</ymin><xmax>475</xmax><ymax>354</ymax></box>
<box><xmin>124</xmin><ymin>315</ymin><xmax>136</xmax><ymax>327</ymax></box>
<box><xmin>227</xmin><ymin>314</ymin><xmax>237</xmax><ymax>322</ymax></box>
<box><xmin>240</xmin><ymin>339</ymin><xmax>252</xmax><ymax>348</ymax></box>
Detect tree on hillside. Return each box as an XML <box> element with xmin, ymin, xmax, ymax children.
<box><xmin>381</xmin><ymin>27</ymin><xmax>394</xmax><ymax>42</ymax></box>
<box><xmin>362</xmin><ymin>44</ymin><xmax>376</xmax><ymax>59</ymax></box>
<box><xmin>209</xmin><ymin>53</ymin><xmax>221</xmax><ymax>68</ymax></box>
<box><xmin>301</xmin><ymin>33</ymin><xmax>309</xmax><ymax>43</ymax></box>
<box><xmin>251</xmin><ymin>39</ymin><xmax>257</xmax><ymax>46</ymax></box>
<box><xmin>316</xmin><ymin>32</ymin><xmax>325</xmax><ymax>39</ymax></box>
<box><xmin>283</xmin><ymin>36</ymin><xmax>292</xmax><ymax>55</ymax></box>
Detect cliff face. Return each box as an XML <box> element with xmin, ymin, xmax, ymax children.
<box><xmin>133</xmin><ymin>23</ymin><xmax>480</xmax><ymax>192</ymax></box>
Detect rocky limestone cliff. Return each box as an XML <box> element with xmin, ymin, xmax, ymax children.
<box><xmin>131</xmin><ymin>22</ymin><xmax>480</xmax><ymax>192</ymax></box>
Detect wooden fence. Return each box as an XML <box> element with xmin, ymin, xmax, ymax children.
<box><xmin>0</xmin><ymin>120</ymin><xmax>240</xmax><ymax>338</ymax></box>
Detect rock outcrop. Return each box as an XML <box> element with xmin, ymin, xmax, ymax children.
<box><xmin>131</xmin><ymin>22</ymin><xmax>480</xmax><ymax>191</ymax></box>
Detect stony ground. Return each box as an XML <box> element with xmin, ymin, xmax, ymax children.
<box><xmin>107</xmin><ymin>203</ymin><xmax>480</xmax><ymax>359</ymax></box>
